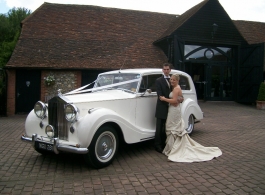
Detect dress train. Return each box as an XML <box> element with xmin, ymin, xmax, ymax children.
<box><xmin>162</xmin><ymin>94</ymin><xmax>222</xmax><ymax>162</ymax></box>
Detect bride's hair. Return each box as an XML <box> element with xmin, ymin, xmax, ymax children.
<box><xmin>172</xmin><ymin>74</ymin><xmax>180</xmax><ymax>81</ymax></box>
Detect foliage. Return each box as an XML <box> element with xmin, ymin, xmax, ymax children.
<box><xmin>0</xmin><ymin>7</ymin><xmax>31</xmax><ymax>68</ymax></box>
<box><xmin>0</xmin><ymin>32</ymin><xmax>19</xmax><ymax>68</ymax></box>
<box><xmin>257</xmin><ymin>81</ymin><xmax>265</xmax><ymax>101</ymax></box>
<box><xmin>44</xmin><ymin>74</ymin><xmax>56</xmax><ymax>86</ymax></box>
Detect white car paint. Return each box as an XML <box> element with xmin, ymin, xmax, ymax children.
<box><xmin>22</xmin><ymin>68</ymin><xmax>203</xmax><ymax>166</ymax></box>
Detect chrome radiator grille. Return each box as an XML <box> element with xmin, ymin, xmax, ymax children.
<box><xmin>48</xmin><ymin>96</ymin><xmax>69</xmax><ymax>141</ymax></box>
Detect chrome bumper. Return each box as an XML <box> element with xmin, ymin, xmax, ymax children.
<box><xmin>21</xmin><ymin>134</ymin><xmax>88</xmax><ymax>154</ymax></box>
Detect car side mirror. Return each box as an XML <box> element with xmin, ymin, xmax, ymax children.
<box><xmin>140</xmin><ymin>89</ymin><xmax>152</xmax><ymax>97</ymax></box>
<box><xmin>146</xmin><ymin>89</ymin><xmax>152</xmax><ymax>93</ymax></box>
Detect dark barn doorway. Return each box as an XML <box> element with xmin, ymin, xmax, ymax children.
<box><xmin>16</xmin><ymin>70</ymin><xmax>41</xmax><ymax>114</ymax></box>
<box><xmin>184</xmin><ymin>61</ymin><xmax>233</xmax><ymax>101</ymax></box>
<box><xmin>183</xmin><ymin>46</ymin><xmax>234</xmax><ymax>101</ymax></box>
<box><xmin>185</xmin><ymin>62</ymin><xmax>205</xmax><ymax>100</ymax></box>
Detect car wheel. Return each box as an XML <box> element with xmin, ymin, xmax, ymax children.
<box><xmin>186</xmin><ymin>114</ymin><xmax>195</xmax><ymax>135</ymax></box>
<box><xmin>84</xmin><ymin>125</ymin><xmax>119</xmax><ymax>169</ymax></box>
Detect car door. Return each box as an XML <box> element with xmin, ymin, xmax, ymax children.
<box><xmin>135</xmin><ymin>74</ymin><xmax>161</xmax><ymax>131</ymax></box>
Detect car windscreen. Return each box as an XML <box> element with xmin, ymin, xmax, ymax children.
<box><xmin>94</xmin><ymin>73</ymin><xmax>140</xmax><ymax>93</ymax></box>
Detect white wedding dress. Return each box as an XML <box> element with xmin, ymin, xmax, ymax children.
<box><xmin>163</xmin><ymin>92</ymin><xmax>222</xmax><ymax>162</ymax></box>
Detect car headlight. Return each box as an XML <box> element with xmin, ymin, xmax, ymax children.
<box><xmin>45</xmin><ymin>125</ymin><xmax>54</xmax><ymax>138</ymax></box>
<box><xmin>65</xmin><ymin>104</ymin><xmax>79</xmax><ymax>122</ymax></box>
<box><xmin>34</xmin><ymin>101</ymin><xmax>47</xmax><ymax>119</ymax></box>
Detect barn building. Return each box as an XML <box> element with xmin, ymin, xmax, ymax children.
<box><xmin>4</xmin><ymin>0</ymin><xmax>265</xmax><ymax>115</ymax></box>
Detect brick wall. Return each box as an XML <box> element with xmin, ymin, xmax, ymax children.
<box><xmin>6</xmin><ymin>70</ymin><xmax>16</xmax><ymax>116</ymax></box>
<box><xmin>5</xmin><ymin>69</ymin><xmax>81</xmax><ymax>116</ymax></box>
<box><xmin>41</xmin><ymin>70</ymin><xmax>81</xmax><ymax>102</ymax></box>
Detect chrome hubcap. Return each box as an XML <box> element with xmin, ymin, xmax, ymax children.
<box><xmin>95</xmin><ymin>131</ymin><xmax>116</xmax><ymax>162</ymax></box>
<box><xmin>186</xmin><ymin>115</ymin><xmax>194</xmax><ymax>134</ymax></box>
<box><xmin>102</xmin><ymin>142</ymin><xmax>108</xmax><ymax>151</ymax></box>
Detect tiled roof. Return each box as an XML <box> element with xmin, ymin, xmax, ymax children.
<box><xmin>6</xmin><ymin>2</ymin><xmax>265</xmax><ymax>70</ymax></box>
<box><xmin>6</xmin><ymin>3</ymin><xmax>176</xmax><ymax>69</ymax></box>
<box><xmin>233</xmin><ymin>20</ymin><xmax>265</xmax><ymax>44</ymax></box>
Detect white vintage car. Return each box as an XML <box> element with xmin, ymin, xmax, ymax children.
<box><xmin>21</xmin><ymin>68</ymin><xmax>203</xmax><ymax>168</ymax></box>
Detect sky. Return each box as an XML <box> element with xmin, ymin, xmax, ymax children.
<box><xmin>1</xmin><ymin>0</ymin><xmax>265</xmax><ymax>23</ymax></box>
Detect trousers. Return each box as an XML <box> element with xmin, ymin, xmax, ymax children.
<box><xmin>154</xmin><ymin>118</ymin><xmax>166</xmax><ymax>148</ymax></box>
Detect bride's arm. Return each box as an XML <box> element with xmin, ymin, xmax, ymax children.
<box><xmin>159</xmin><ymin>88</ymin><xmax>180</xmax><ymax>104</ymax></box>
<box><xmin>178</xmin><ymin>88</ymin><xmax>184</xmax><ymax>103</ymax></box>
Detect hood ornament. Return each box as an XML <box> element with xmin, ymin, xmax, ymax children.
<box><xmin>58</xmin><ymin>89</ymin><xmax>62</xmax><ymax>96</ymax></box>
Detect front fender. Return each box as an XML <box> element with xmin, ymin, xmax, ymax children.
<box><xmin>25</xmin><ymin>109</ymin><xmax>49</xmax><ymax>137</ymax></box>
<box><xmin>181</xmin><ymin>99</ymin><xmax>203</xmax><ymax>129</ymax></box>
<box><xmin>74</xmin><ymin>107</ymin><xmax>141</xmax><ymax>149</ymax></box>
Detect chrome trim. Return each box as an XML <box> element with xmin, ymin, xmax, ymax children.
<box><xmin>57</xmin><ymin>145</ymin><xmax>88</xmax><ymax>154</ymax></box>
<box><xmin>65</xmin><ymin>104</ymin><xmax>79</xmax><ymax>122</ymax></box>
<box><xmin>88</xmin><ymin>107</ymin><xmax>101</xmax><ymax>114</ymax></box>
<box><xmin>32</xmin><ymin>133</ymin><xmax>37</xmax><ymax>148</ymax></box>
<box><xmin>34</xmin><ymin>101</ymin><xmax>47</xmax><ymax>119</ymax></box>
<box><xmin>45</xmin><ymin>125</ymin><xmax>55</xmax><ymax>138</ymax></box>
<box><xmin>58</xmin><ymin>89</ymin><xmax>62</xmax><ymax>96</ymax></box>
<box><xmin>140</xmin><ymin>136</ymin><xmax>155</xmax><ymax>141</ymax></box>
<box><xmin>21</xmin><ymin>134</ymin><xmax>88</xmax><ymax>154</ymax></box>
<box><xmin>48</xmin><ymin>96</ymin><xmax>69</xmax><ymax>141</ymax></box>
<box><xmin>58</xmin><ymin>93</ymin><xmax>72</xmax><ymax>104</ymax></box>
<box><xmin>54</xmin><ymin>138</ymin><xmax>59</xmax><ymax>154</ymax></box>
<box><xmin>21</xmin><ymin>134</ymin><xmax>32</xmax><ymax>142</ymax></box>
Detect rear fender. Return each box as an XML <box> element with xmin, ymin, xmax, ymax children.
<box><xmin>181</xmin><ymin>99</ymin><xmax>203</xmax><ymax>129</ymax></box>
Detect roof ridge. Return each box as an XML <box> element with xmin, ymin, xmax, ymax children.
<box><xmin>155</xmin><ymin>0</ymin><xmax>208</xmax><ymax>41</ymax></box>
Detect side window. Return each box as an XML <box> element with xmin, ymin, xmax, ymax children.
<box><xmin>139</xmin><ymin>74</ymin><xmax>161</xmax><ymax>92</ymax></box>
<box><xmin>179</xmin><ymin>75</ymin><xmax>190</xmax><ymax>90</ymax></box>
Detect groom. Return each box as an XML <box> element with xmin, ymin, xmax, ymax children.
<box><xmin>154</xmin><ymin>63</ymin><xmax>172</xmax><ymax>153</ymax></box>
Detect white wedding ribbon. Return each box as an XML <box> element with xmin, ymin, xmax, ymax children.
<box><xmin>64</xmin><ymin>78</ymin><xmax>140</xmax><ymax>95</ymax></box>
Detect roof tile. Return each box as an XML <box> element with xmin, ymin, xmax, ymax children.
<box><xmin>7</xmin><ymin>3</ymin><xmax>176</xmax><ymax>69</ymax></box>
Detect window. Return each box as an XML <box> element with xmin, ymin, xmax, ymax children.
<box><xmin>184</xmin><ymin>45</ymin><xmax>232</xmax><ymax>61</ymax></box>
<box><xmin>139</xmin><ymin>74</ymin><xmax>161</xmax><ymax>93</ymax></box>
<box><xmin>97</xmin><ymin>73</ymin><xmax>140</xmax><ymax>87</ymax></box>
<box><xmin>138</xmin><ymin>74</ymin><xmax>190</xmax><ymax>92</ymax></box>
<box><xmin>179</xmin><ymin>75</ymin><xmax>190</xmax><ymax>90</ymax></box>
<box><xmin>94</xmin><ymin>73</ymin><xmax>140</xmax><ymax>93</ymax></box>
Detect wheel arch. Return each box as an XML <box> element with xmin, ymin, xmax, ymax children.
<box><xmin>181</xmin><ymin>98</ymin><xmax>203</xmax><ymax>130</ymax></box>
<box><xmin>99</xmin><ymin>122</ymin><xmax>125</xmax><ymax>145</ymax></box>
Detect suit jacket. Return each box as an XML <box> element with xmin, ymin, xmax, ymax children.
<box><xmin>155</xmin><ymin>76</ymin><xmax>171</xmax><ymax>119</ymax></box>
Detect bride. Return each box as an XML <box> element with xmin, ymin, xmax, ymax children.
<box><xmin>159</xmin><ymin>74</ymin><xmax>222</xmax><ymax>162</ymax></box>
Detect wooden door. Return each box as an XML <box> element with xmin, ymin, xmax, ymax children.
<box><xmin>16</xmin><ymin>70</ymin><xmax>40</xmax><ymax>113</ymax></box>
<box><xmin>237</xmin><ymin>43</ymin><xmax>264</xmax><ymax>103</ymax></box>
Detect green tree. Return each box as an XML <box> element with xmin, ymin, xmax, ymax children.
<box><xmin>0</xmin><ymin>14</ymin><xmax>9</xmax><ymax>43</ymax></box>
<box><xmin>0</xmin><ymin>7</ymin><xmax>31</xmax><ymax>68</ymax></box>
<box><xmin>0</xmin><ymin>7</ymin><xmax>31</xmax><ymax>104</ymax></box>
<box><xmin>257</xmin><ymin>82</ymin><xmax>265</xmax><ymax>101</ymax></box>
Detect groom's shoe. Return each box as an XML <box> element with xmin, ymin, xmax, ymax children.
<box><xmin>155</xmin><ymin>146</ymin><xmax>163</xmax><ymax>153</ymax></box>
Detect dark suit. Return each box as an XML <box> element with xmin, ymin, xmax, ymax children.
<box><xmin>154</xmin><ymin>76</ymin><xmax>171</xmax><ymax>149</ymax></box>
